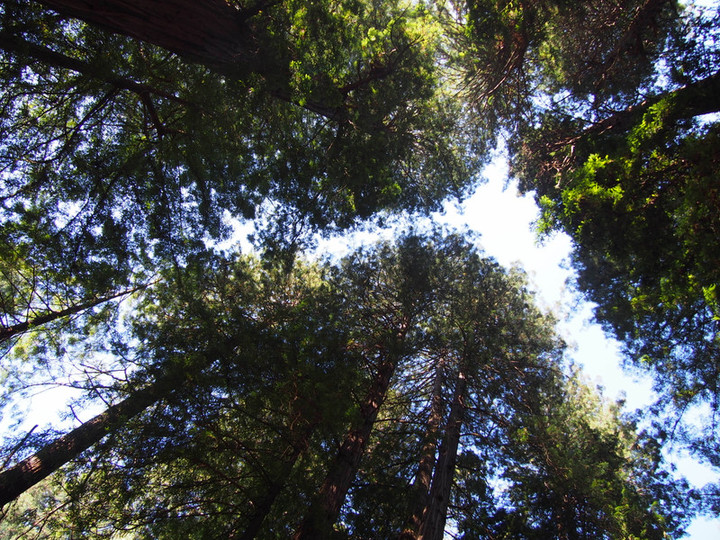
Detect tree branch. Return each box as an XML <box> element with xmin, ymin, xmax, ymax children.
<box><xmin>0</xmin><ymin>30</ymin><xmax>192</xmax><ymax>106</ymax></box>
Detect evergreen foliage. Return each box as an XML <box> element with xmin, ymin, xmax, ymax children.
<box><xmin>0</xmin><ymin>0</ymin><xmax>716</xmax><ymax>537</ymax></box>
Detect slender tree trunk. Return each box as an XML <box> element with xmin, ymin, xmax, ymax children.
<box><xmin>0</xmin><ymin>283</ymin><xmax>150</xmax><ymax>344</ymax></box>
<box><xmin>293</xmin><ymin>355</ymin><xmax>398</xmax><ymax>540</ymax></box>
<box><xmin>399</xmin><ymin>358</ymin><xmax>446</xmax><ymax>540</ymax></box>
<box><xmin>0</xmin><ymin>380</ymin><xmax>166</xmax><ymax>507</ymax></box>
<box><xmin>417</xmin><ymin>368</ymin><xmax>467</xmax><ymax>540</ymax></box>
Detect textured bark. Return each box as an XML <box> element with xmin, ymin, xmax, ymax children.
<box><xmin>0</xmin><ymin>381</ymin><xmax>164</xmax><ymax>507</ymax></box>
<box><xmin>293</xmin><ymin>356</ymin><xmax>397</xmax><ymax>540</ymax></box>
<box><xmin>417</xmin><ymin>369</ymin><xmax>467</xmax><ymax>540</ymax></box>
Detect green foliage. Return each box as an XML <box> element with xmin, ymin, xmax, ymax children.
<box><xmin>446</xmin><ymin>0</ymin><xmax>676</xmax><ymax>144</ymax></box>
<box><xmin>492</xmin><ymin>374</ymin><xmax>692</xmax><ymax>539</ymax></box>
<box><xmin>519</xmin><ymin>107</ymin><xmax>720</xmax><ymax>436</ymax></box>
<box><xmin>0</xmin><ymin>0</ymin><xmax>710</xmax><ymax>536</ymax></box>
<box><xmin>0</xmin><ymin>0</ymin><xmax>475</xmax><ymax>374</ymax></box>
<box><xmin>2</xmin><ymin>253</ymin><xmax>354</xmax><ymax>538</ymax></box>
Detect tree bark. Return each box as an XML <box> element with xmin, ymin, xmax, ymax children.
<box><xmin>293</xmin><ymin>355</ymin><xmax>398</xmax><ymax>540</ymax></box>
<box><xmin>0</xmin><ymin>380</ymin><xmax>165</xmax><ymax>507</ymax></box>
<box><xmin>417</xmin><ymin>368</ymin><xmax>467</xmax><ymax>540</ymax></box>
<box><xmin>33</xmin><ymin>0</ymin><xmax>345</xmax><ymax>119</ymax></box>
<box><xmin>36</xmin><ymin>0</ymin><xmax>261</xmax><ymax>74</ymax></box>
<box><xmin>399</xmin><ymin>358</ymin><xmax>446</xmax><ymax>540</ymax></box>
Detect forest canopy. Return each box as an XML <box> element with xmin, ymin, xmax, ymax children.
<box><xmin>0</xmin><ymin>0</ymin><xmax>717</xmax><ymax>538</ymax></box>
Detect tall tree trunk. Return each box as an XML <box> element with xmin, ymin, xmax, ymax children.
<box><xmin>293</xmin><ymin>355</ymin><xmax>398</xmax><ymax>540</ymax></box>
<box><xmin>399</xmin><ymin>358</ymin><xmax>446</xmax><ymax>540</ymax></box>
<box><xmin>417</xmin><ymin>368</ymin><xmax>467</xmax><ymax>540</ymax></box>
<box><xmin>0</xmin><ymin>283</ymin><xmax>150</xmax><ymax>344</ymax></box>
<box><xmin>0</xmin><ymin>380</ymin><xmax>166</xmax><ymax>507</ymax></box>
